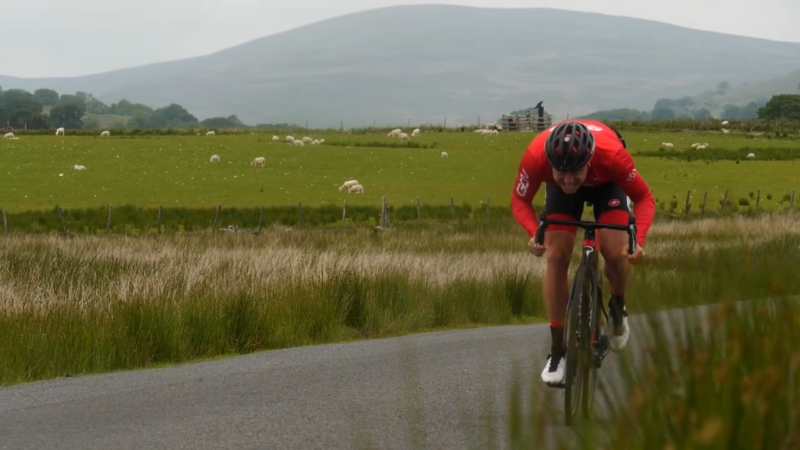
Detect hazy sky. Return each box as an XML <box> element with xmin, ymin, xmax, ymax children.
<box><xmin>2</xmin><ymin>0</ymin><xmax>797</xmax><ymax>78</ymax></box>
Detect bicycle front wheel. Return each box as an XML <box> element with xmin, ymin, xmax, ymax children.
<box><xmin>563</xmin><ymin>264</ymin><xmax>596</xmax><ymax>426</ymax></box>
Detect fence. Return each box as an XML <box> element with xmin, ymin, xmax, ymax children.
<box><xmin>0</xmin><ymin>189</ymin><xmax>796</xmax><ymax>236</ymax></box>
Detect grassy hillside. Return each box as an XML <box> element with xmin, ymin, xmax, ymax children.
<box><xmin>2</xmin><ymin>6</ymin><xmax>800</xmax><ymax>127</ymax></box>
<box><xmin>691</xmin><ymin>69</ymin><xmax>800</xmax><ymax>111</ymax></box>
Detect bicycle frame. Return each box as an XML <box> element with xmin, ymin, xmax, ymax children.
<box><xmin>532</xmin><ymin>211</ymin><xmax>637</xmax><ymax>424</ymax></box>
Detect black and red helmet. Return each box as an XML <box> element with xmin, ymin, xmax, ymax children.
<box><xmin>544</xmin><ymin>121</ymin><xmax>596</xmax><ymax>172</ymax></box>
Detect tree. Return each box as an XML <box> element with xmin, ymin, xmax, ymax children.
<box><xmin>109</xmin><ymin>99</ymin><xmax>153</xmax><ymax>116</ymax></box>
<box><xmin>49</xmin><ymin>103</ymin><xmax>85</xmax><ymax>129</ymax></box>
<box><xmin>0</xmin><ymin>88</ymin><xmax>49</xmax><ymax>129</ymax></box>
<box><xmin>739</xmin><ymin>101</ymin><xmax>759</xmax><ymax>120</ymax></box>
<box><xmin>651</xmin><ymin>107</ymin><xmax>675</xmax><ymax>121</ymax></box>
<box><xmin>33</xmin><ymin>88</ymin><xmax>59</xmax><ymax>106</ymax></box>
<box><xmin>721</xmin><ymin>104</ymin><xmax>742</xmax><ymax>120</ymax></box>
<box><xmin>653</xmin><ymin>98</ymin><xmax>676</xmax><ymax>111</ymax></box>
<box><xmin>692</xmin><ymin>108</ymin><xmax>712</xmax><ymax>120</ymax></box>
<box><xmin>718</xmin><ymin>81</ymin><xmax>730</xmax><ymax>92</ymax></box>
<box><xmin>757</xmin><ymin>94</ymin><xmax>800</xmax><ymax>120</ymax></box>
<box><xmin>151</xmin><ymin>103</ymin><xmax>198</xmax><ymax>128</ymax></box>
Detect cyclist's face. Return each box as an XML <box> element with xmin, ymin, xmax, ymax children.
<box><xmin>552</xmin><ymin>165</ymin><xmax>588</xmax><ymax>194</ymax></box>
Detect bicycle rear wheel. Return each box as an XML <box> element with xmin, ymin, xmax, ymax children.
<box><xmin>563</xmin><ymin>264</ymin><xmax>595</xmax><ymax>426</ymax></box>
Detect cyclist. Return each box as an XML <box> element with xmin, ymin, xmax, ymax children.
<box><xmin>510</xmin><ymin>119</ymin><xmax>655</xmax><ymax>387</ymax></box>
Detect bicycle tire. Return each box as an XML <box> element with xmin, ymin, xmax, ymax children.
<box><xmin>564</xmin><ymin>263</ymin><xmax>595</xmax><ymax>426</ymax></box>
<box><xmin>582</xmin><ymin>267</ymin><xmax>602</xmax><ymax>419</ymax></box>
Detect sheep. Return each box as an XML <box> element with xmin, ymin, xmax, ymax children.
<box><xmin>411</xmin><ymin>128</ymin><xmax>420</xmax><ymax>137</ymax></box>
<box><xmin>441</xmin><ymin>151</ymin><xmax>448</xmax><ymax>158</ymax></box>
<box><xmin>691</xmin><ymin>143</ymin><xmax>700</xmax><ymax>148</ymax></box>
<box><xmin>251</xmin><ymin>157</ymin><xmax>266</xmax><ymax>167</ymax></box>
<box><xmin>339</xmin><ymin>180</ymin><xmax>359</xmax><ymax>192</ymax></box>
<box><xmin>272</xmin><ymin>135</ymin><xmax>279</xmax><ymax>141</ymax></box>
<box><xmin>302</xmin><ymin>137</ymin><xmax>313</xmax><ymax>144</ymax></box>
<box><xmin>348</xmin><ymin>184</ymin><xmax>364</xmax><ymax>194</ymax></box>
<box><xmin>56</xmin><ymin>127</ymin><xmax>65</xmax><ymax>136</ymax></box>
<box><xmin>662</xmin><ymin>142</ymin><xmax>674</xmax><ymax>148</ymax></box>
<box><xmin>319</xmin><ymin>139</ymin><xmax>325</xmax><ymax>144</ymax></box>
<box><xmin>746</xmin><ymin>153</ymin><xmax>755</xmax><ymax>159</ymax></box>
<box><xmin>721</xmin><ymin>128</ymin><xmax>730</xmax><ymax>134</ymax></box>
<box><xmin>696</xmin><ymin>144</ymin><xmax>708</xmax><ymax>150</ymax></box>
<box><xmin>73</xmin><ymin>164</ymin><xmax>86</xmax><ymax>171</ymax></box>
<box><xmin>311</xmin><ymin>140</ymin><xmax>320</xmax><ymax>145</ymax></box>
<box><xmin>721</xmin><ymin>120</ymin><xmax>729</xmax><ymax>126</ymax></box>
<box><xmin>210</xmin><ymin>154</ymin><xmax>221</xmax><ymax>163</ymax></box>
<box><xmin>206</xmin><ymin>130</ymin><xmax>215</xmax><ymax>136</ymax></box>
<box><xmin>293</xmin><ymin>139</ymin><xmax>304</xmax><ymax>147</ymax></box>
<box><xmin>399</xmin><ymin>132</ymin><xmax>409</xmax><ymax>141</ymax></box>
<box><xmin>3</xmin><ymin>132</ymin><xmax>13</xmax><ymax>139</ymax></box>
<box><xmin>388</xmin><ymin>128</ymin><xmax>402</xmax><ymax>137</ymax></box>
<box><xmin>286</xmin><ymin>135</ymin><xmax>295</xmax><ymax>142</ymax></box>
<box><xmin>100</xmin><ymin>130</ymin><xmax>110</xmax><ymax>137</ymax></box>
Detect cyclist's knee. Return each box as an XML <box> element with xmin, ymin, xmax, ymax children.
<box><xmin>545</xmin><ymin>231</ymin><xmax>574</xmax><ymax>268</ymax></box>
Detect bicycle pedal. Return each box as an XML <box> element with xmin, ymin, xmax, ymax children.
<box><xmin>593</xmin><ymin>336</ymin><xmax>610</xmax><ymax>368</ymax></box>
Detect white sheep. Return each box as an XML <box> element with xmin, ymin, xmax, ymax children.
<box><xmin>3</xmin><ymin>132</ymin><xmax>13</xmax><ymax>139</ymax></box>
<box><xmin>691</xmin><ymin>143</ymin><xmax>700</xmax><ymax>148</ymax></box>
<box><xmin>210</xmin><ymin>154</ymin><xmax>221</xmax><ymax>163</ymax></box>
<box><xmin>302</xmin><ymin>137</ymin><xmax>313</xmax><ymax>144</ymax></box>
<box><xmin>746</xmin><ymin>153</ymin><xmax>755</xmax><ymax>159</ymax></box>
<box><xmin>721</xmin><ymin>128</ymin><xmax>730</xmax><ymax>134</ymax></box>
<box><xmin>388</xmin><ymin>128</ymin><xmax>402</xmax><ymax>137</ymax></box>
<box><xmin>100</xmin><ymin>130</ymin><xmax>110</xmax><ymax>137</ymax></box>
<box><xmin>441</xmin><ymin>151</ymin><xmax>448</xmax><ymax>158</ymax></box>
<box><xmin>399</xmin><ymin>132</ymin><xmax>409</xmax><ymax>141</ymax></box>
<box><xmin>348</xmin><ymin>184</ymin><xmax>364</xmax><ymax>194</ymax></box>
<box><xmin>311</xmin><ymin>139</ymin><xmax>320</xmax><ymax>145</ymax></box>
<box><xmin>251</xmin><ymin>157</ymin><xmax>266</xmax><ymax>167</ymax></box>
<box><xmin>272</xmin><ymin>135</ymin><xmax>279</xmax><ymax>141</ymax></box>
<box><xmin>319</xmin><ymin>139</ymin><xmax>325</xmax><ymax>143</ymax></box>
<box><xmin>206</xmin><ymin>130</ymin><xmax>215</xmax><ymax>136</ymax></box>
<box><xmin>721</xmin><ymin>120</ymin><xmax>729</xmax><ymax>126</ymax></box>
<box><xmin>412</xmin><ymin>128</ymin><xmax>420</xmax><ymax>137</ymax></box>
<box><xmin>293</xmin><ymin>139</ymin><xmax>304</xmax><ymax>147</ymax></box>
<box><xmin>339</xmin><ymin>180</ymin><xmax>360</xmax><ymax>192</ymax></box>
<box><xmin>56</xmin><ymin>127</ymin><xmax>65</xmax><ymax>136</ymax></box>
<box><xmin>662</xmin><ymin>142</ymin><xmax>674</xmax><ymax>148</ymax></box>
<box><xmin>73</xmin><ymin>164</ymin><xmax>86</xmax><ymax>171</ymax></box>
<box><xmin>696</xmin><ymin>144</ymin><xmax>708</xmax><ymax>150</ymax></box>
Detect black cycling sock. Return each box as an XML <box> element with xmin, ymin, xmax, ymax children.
<box><xmin>550</xmin><ymin>326</ymin><xmax>565</xmax><ymax>355</ymax></box>
<box><xmin>609</xmin><ymin>294</ymin><xmax>626</xmax><ymax>323</ymax></box>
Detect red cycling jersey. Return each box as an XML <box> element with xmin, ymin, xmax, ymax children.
<box><xmin>510</xmin><ymin>119</ymin><xmax>656</xmax><ymax>247</ymax></box>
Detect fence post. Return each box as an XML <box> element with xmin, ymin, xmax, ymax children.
<box><xmin>106</xmin><ymin>204</ymin><xmax>113</xmax><ymax>235</ymax></box>
<box><xmin>791</xmin><ymin>190</ymin><xmax>796</xmax><ymax>210</ymax></box>
<box><xmin>684</xmin><ymin>190</ymin><xmax>691</xmax><ymax>216</ymax></box>
<box><xmin>342</xmin><ymin>200</ymin><xmax>347</xmax><ymax>228</ymax></box>
<box><xmin>212</xmin><ymin>204</ymin><xmax>222</xmax><ymax>234</ymax></box>
<box><xmin>298</xmin><ymin>202</ymin><xmax>303</xmax><ymax>227</ymax></box>
<box><xmin>756</xmin><ymin>189</ymin><xmax>761</xmax><ymax>210</ymax></box>
<box><xmin>720</xmin><ymin>190</ymin><xmax>729</xmax><ymax>212</ymax></box>
<box><xmin>416</xmin><ymin>197</ymin><xmax>421</xmax><ymax>222</ymax></box>
<box><xmin>486</xmin><ymin>195</ymin><xmax>491</xmax><ymax>218</ymax></box>
<box><xmin>701</xmin><ymin>191</ymin><xmax>708</xmax><ymax>215</ymax></box>
<box><xmin>381</xmin><ymin>196</ymin><xmax>387</xmax><ymax>228</ymax></box>
<box><xmin>2</xmin><ymin>208</ymin><xmax>6</xmax><ymax>235</ymax></box>
<box><xmin>57</xmin><ymin>206</ymin><xmax>68</xmax><ymax>236</ymax></box>
<box><xmin>258</xmin><ymin>207</ymin><xmax>264</xmax><ymax>234</ymax></box>
<box><xmin>450</xmin><ymin>197</ymin><xmax>455</xmax><ymax>221</ymax></box>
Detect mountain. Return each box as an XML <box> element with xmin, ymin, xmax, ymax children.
<box><xmin>2</xmin><ymin>5</ymin><xmax>800</xmax><ymax>127</ymax></box>
<box><xmin>688</xmin><ymin>68</ymin><xmax>800</xmax><ymax>112</ymax></box>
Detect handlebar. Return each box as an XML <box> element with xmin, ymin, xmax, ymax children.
<box><xmin>532</xmin><ymin>212</ymin><xmax>638</xmax><ymax>255</ymax></box>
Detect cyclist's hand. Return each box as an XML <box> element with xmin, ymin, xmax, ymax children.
<box><xmin>625</xmin><ymin>245</ymin><xmax>645</xmax><ymax>265</ymax></box>
<box><xmin>528</xmin><ymin>237</ymin><xmax>546</xmax><ymax>257</ymax></box>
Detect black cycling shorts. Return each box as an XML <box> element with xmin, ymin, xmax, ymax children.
<box><xmin>543</xmin><ymin>182</ymin><xmax>631</xmax><ymax>232</ymax></box>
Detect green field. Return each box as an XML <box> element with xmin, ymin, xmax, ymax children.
<box><xmin>0</xmin><ymin>131</ymin><xmax>798</xmax><ymax>215</ymax></box>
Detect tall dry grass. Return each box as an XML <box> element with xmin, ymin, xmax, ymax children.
<box><xmin>1</xmin><ymin>213</ymin><xmax>798</xmax><ymax>386</ymax></box>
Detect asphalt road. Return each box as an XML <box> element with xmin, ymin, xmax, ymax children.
<box><xmin>1</xmin><ymin>308</ymin><xmax>710</xmax><ymax>450</ymax></box>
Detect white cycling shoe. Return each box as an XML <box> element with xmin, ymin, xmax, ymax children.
<box><xmin>609</xmin><ymin>314</ymin><xmax>630</xmax><ymax>352</ymax></box>
<box><xmin>541</xmin><ymin>352</ymin><xmax>566</xmax><ymax>387</ymax></box>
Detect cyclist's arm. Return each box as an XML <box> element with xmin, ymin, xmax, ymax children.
<box><xmin>510</xmin><ymin>149</ymin><xmax>544</xmax><ymax>237</ymax></box>
<box><xmin>611</xmin><ymin>151</ymin><xmax>656</xmax><ymax>247</ymax></box>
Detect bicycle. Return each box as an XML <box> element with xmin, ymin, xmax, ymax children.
<box><xmin>532</xmin><ymin>210</ymin><xmax>637</xmax><ymax>426</ymax></box>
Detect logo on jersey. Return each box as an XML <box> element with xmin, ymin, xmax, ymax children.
<box><xmin>516</xmin><ymin>168</ymin><xmax>530</xmax><ymax>197</ymax></box>
<box><xmin>625</xmin><ymin>169</ymin><xmax>637</xmax><ymax>183</ymax></box>
<box><xmin>608</xmin><ymin>199</ymin><xmax>620</xmax><ymax>207</ymax></box>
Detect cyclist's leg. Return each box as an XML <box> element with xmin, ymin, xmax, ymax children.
<box><xmin>588</xmin><ymin>183</ymin><xmax>632</xmax><ymax>351</ymax></box>
<box><xmin>540</xmin><ymin>183</ymin><xmax>584</xmax><ymax>385</ymax></box>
